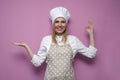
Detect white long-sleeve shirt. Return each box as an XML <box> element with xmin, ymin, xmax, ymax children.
<box><xmin>31</xmin><ymin>35</ymin><xmax>97</xmax><ymax>67</ymax></box>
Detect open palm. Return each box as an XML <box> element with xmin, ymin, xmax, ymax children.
<box><xmin>12</xmin><ymin>42</ymin><xmax>27</xmax><ymax>47</ymax></box>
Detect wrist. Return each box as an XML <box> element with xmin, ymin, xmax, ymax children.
<box><xmin>24</xmin><ymin>44</ymin><xmax>29</xmax><ymax>49</ymax></box>
<box><xmin>89</xmin><ymin>32</ymin><xmax>94</xmax><ymax>36</ymax></box>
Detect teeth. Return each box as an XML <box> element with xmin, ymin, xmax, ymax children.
<box><xmin>58</xmin><ymin>28</ymin><xmax>62</xmax><ymax>30</ymax></box>
<box><xmin>57</xmin><ymin>27</ymin><xmax>63</xmax><ymax>30</ymax></box>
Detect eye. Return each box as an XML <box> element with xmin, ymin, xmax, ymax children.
<box><xmin>55</xmin><ymin>21</ymin><xmax>59</xmax><ymax>23</ymax></box>
<box><xmin>61</xmin><ymin>21</ymin><xmax>66</xmax><ymax>23</ymax></box>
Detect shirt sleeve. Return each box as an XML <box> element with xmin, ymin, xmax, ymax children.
<box><xmin>31</xmin><ymin>36</ymin><xmax>48</xmax><ymax>67</ymax></box>
<box><xmin>70</xmin><ymin>36</ymin><xmax>97</xmax><ymax>58</ymax></box>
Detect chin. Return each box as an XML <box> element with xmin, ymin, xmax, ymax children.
<box><xmin>57</xmin><ymin>32</ymin><xmax>63</xmax><ymax>34</ymax></box>
<box><xmin>56</xmin><ymin>31</ymin><xmax>64</xmax><ymax>34</ymax></box>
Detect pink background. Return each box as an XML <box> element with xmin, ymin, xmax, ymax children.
<box><xmin>0</xmin><ymin>0</ymin><xmax>120</xmax><ymax>80</ymax></box>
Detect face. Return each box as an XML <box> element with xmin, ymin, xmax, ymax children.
<box><xmin>53</xmin><ymin>17</ymin><xmax>67</xmax><ymax>35</ymax></box>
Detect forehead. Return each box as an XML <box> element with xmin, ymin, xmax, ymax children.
<box><xmin>55</xmin><ymin>17</ymin><xmax>66</xmax><ymax>21</ymax></box>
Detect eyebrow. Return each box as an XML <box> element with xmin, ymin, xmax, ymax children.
<box><xmin>55</xmin><ymin>20</ymin><xmax>66</xmax><ymax>22</ymax></box>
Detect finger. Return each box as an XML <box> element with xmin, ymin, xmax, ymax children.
<box><xmin>13</xmin><ymin>42</ymin><xmax>18</xmax><ymax>46</ymax></box>
<box><xmin>88</xmin><ymin>21</ymin><xmax>94</xmax><ymax>27</ymax></box>
<box><xmin>88</xmin><ymin>21</ymin><xmax>93</xmax><ymax>24</ymax></box>
<box><xmin>11</xmin><ymin>42</ymin><xmax>14</xmax><ymax>45</ymax></box>
<box><xmin>13</xmin><ymin>42</ymin><xmax>21</xmax><ymax>46</ymax></box>
<box><xmin>11</xmin><ymin>42</ymin><xmax>17</xmax><ymax>45</ymax></box>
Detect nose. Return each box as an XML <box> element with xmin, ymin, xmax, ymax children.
<box><xmin>58</xmin><ymin>22</ymin><xmax>62</xmax><ymax>26</ymax></box>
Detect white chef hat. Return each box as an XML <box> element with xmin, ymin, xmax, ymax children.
<box><xmin>50</xmin><ymin>7</ymin><xmax>70</xmax><ymax>23</ymax></box>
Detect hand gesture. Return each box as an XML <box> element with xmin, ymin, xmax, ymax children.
<box><xmin>86</xmin><ymin>21</ymin><xmax>94</xmax><ymax>35</ymax></box>
<box><xmin>12</xmin><ymin>42</ymin><xmax>33</xmax><ymax>58</ymax></box>
<box><xmin>12</xmin><ymin>42</ymin><xmax>28</xmax><ymax>48</ymax></box>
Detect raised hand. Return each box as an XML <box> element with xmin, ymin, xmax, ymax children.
<box><xmin>85</xmin><ymin>21</ymin><xmax>95</xmax><ymax>47</ymax></box>
<box><xmin>86</xmin><ymin>21</ymin><xmax>94</xmax><ymax>35</ymax></box>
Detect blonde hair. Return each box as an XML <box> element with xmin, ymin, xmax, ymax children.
<box><xmin>52</xmin><ymin>24</ymin><xmax>67</xmax><ymax>44</ymax></box>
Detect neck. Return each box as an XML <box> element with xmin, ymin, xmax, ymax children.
<box><xmin>56</xmin><ymin>33</ymin><xmax>63</xmax><ymax>36</ymax></box>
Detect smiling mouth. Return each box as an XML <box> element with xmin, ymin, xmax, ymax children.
<box><xmin>56</xmin><ymin>26</ymin><xmax>64</xmax><ymax>31</ymax></box>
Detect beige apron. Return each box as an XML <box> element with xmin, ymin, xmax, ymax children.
<box><xmin>44</xmin><ymin>43</ymin><xmax>75</xmax><ymax>80</ymax></box>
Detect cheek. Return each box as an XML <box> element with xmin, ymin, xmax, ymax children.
<box><xmin>63</xmin><ymin>24</ymin><xmax>67</xmax><ymax>29</ymax></box>
<box><xmin>63</xmin><ymin>23</ymin><xmax>67</xmax><ymax>27</ymax></box>
<box><xmin>54</xmin><ymin>23</ymin><xmax>58</xmax><ymax>27</ymax></box>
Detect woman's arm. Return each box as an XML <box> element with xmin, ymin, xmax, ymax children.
<box><xmin>71</xmin><ymin>21</ymin><xmax>97</xmax><ymax>58</ymax></box>
<box><xmin>12</xmin><ymin>36</ymin><xmax>49</xmax><ymax>67</ymax></box>
<box><xmin>12</xmin><ymin>42</ymin><xmax>34</xmax><ymax>59</ymax></box>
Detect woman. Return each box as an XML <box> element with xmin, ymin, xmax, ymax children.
<box><xmin>13</xmin><ymin>7</ymin><xmax>97</xmax><ymax>80</ymax></box>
